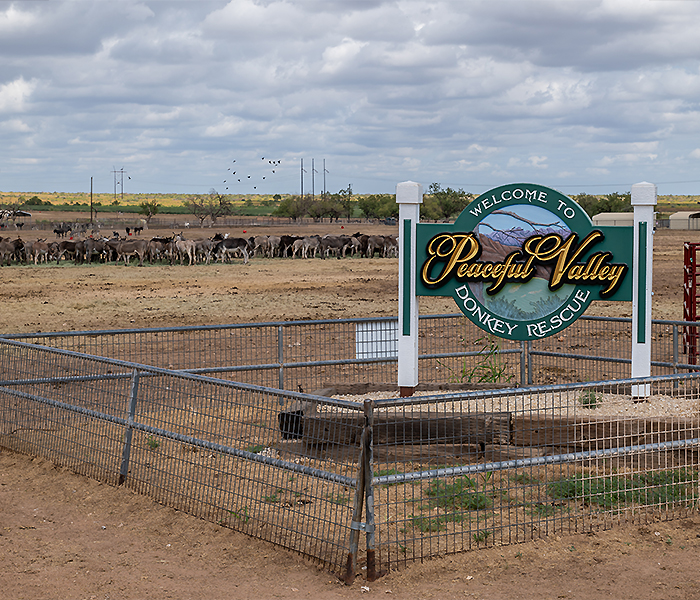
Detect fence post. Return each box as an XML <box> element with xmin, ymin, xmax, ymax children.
<box><xmin>527</xmin><ymin>341</ymin><xmax>533</xmax><ymax>385</ymax></box>
<box><xmin>519</xmin><ymin>341</ymin><xmax>526</xmax><ymax>387</ymax></box>
<box><xmin>118</xmin><ymin>369</ymin><xmax>140</xmax><ymax>485</ymax></box>
<box><xmin>673</xmin><ymin>325</ymin><xmax>679</xmax><ymax>374</ymax></box>
<box><xmin>278</xmin><ymin>325</ymin><xmax>285</xmax><ymax>390</ymax></box>
<box><xmin>363</xmin><ymin>399</ymin><xmax>377</xmax><ymax>581</ymax></box>
<box><xmin>342</xmin><ymin>399</ymin><xmax>374</xmax><ymax>584</ymax></box>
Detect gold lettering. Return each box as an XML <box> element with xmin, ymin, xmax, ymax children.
<box><xmin>422</xmin><ymin>234</ymin><xmax>480</xmax><ymax>287</ymax></box>
<box><xmin>419</xmin><ymin>229</ymin><xmax>627</xmax><ymax>298</ymax></box>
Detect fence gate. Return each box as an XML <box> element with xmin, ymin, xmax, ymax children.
<box><xmin>683</xmin><ymin>242</ymin><xmax>700</xmax><ymax>363</ymax></box>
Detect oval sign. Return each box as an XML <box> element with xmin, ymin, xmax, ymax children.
<box><xmin>418</xmin><ymin>183</ymin><xmax>628</xmax><ymax>341</ymax></box>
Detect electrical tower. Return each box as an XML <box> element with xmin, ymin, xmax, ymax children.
<box><xmin>112</xmin><ymin>167</ymin><xmax>127</xmax><ymax>203</ymax></box>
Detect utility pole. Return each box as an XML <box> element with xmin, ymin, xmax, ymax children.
<box><xmin>300</xmin><ymin>159</ymin><xmax>306</xmax><ymax>198</ymax></box>
<box><xmin>323</xmin><ymin>159</ymin><xmax>329</xmax><ymax>199</ymax></box>
<box><xmin>90</xmin><ymin>177</ymin><xmax>94</xmax><ymax>224</ymax></box>
<box><xmin>312</xmin><ymin>159</ymin><xmax>318</xmax><ymax>201</ymax></box>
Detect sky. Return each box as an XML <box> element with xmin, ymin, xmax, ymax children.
<box><xmin>3</xmin><ymin>0</ymin><xmax>700</xmax><ymax>197</ymax></box>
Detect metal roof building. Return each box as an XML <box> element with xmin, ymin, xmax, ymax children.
<box><xmin>669</xmin><ymin>211</ymin><xmax>700</xmax><ymax>230</ymax></box>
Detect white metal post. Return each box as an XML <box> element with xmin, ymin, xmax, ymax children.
<box><xmin>631</xmin><ymin>181</ymin><xmax>656</xmax><ymax>397</ymax></box>
<box><xmin>396</xmin><ymin>181</ymin><xmax>423</xmax><ymax>397</ymax></box>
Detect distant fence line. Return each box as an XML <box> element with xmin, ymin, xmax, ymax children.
<box><xmin>13</xmin><ymin>215</ymin><xmax>397</xmax><ymax>233</ymax></box>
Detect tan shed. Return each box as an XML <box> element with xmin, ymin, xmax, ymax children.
<box><xmin>669</xmin><ymin>211</ymin><xmax>700</xmax><ymax>230</ymax></box>
<box><xmin>592</xmin><ymin>212</ymin><xmax>634</xmax><ymax>227</ymax></box>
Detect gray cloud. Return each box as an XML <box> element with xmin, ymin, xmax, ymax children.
<box><xmin>2</xmin><ymin>0</ymin><xmax>700</xmax><ymax>195</ymax></box>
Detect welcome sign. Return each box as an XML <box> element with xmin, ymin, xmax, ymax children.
<box><xmin>415</xmin><ymin>183</ymin><xmax>634</xmax><ymax>341</ymax></box>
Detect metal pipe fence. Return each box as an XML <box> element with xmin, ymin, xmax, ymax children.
<box><xmin>367</xmin><ymin>374</ymin><xmax>700</xmax><ymax>573</ymax></box>
<box><xmin>1</xmin><ymin>317</ymin><xmax>700</xmax><ymax>578</ymax></box>
<box><xmin>0</xmin><ymin>337</ymin><xmax>698</xmax><ymax>578</ymax></box>
<box><xmin>0</xmin><ymin>338</ymin><xmax>365</xmax><ymax>575</ymax></box>
<box><xmin>5</xmin><ymin>315</ymin><xmax>700</xmax><ymax>391</ymax></box>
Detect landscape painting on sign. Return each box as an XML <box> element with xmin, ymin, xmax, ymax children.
<box><xmin>469</xmin><ymin>205</ymin><xmax>573</xmax><ymax>321</ymax></box>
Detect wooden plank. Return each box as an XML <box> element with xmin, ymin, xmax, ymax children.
<box><xmin>512</xmin><ymin>415</ymin><xmax>700</xmax><ymax>450</ymax></box>
<box><xmin>296</xmin><ymin>411</ymin><xmax>511</xmax><ymax>449</ymax></box>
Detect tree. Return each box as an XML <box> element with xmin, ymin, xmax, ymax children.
<box><xmin>574</xmin><ymin>192</ymin><xmax>632</xmax><ymax>217</ymax></box>
<box><xmin>183</xmin><ymin>195</ymin><xmax>209</xmax><ymax>227</ymax></box>
<box><xmin>138</xmin><ymin>200</ymin><xmax>161</xmax><ymax>224</ymax></box>
<box><xmin>272</xmin><ymin>195</ymin><xmax>312</xmax><ymax>221</ymax></box>
<box><xmin>334</xmin><ymin>185</ymin><xmax>355</xmax><ymax>220</ymax></box>
<box><xmin>206</xmin><ymin>190</ymin><xmax>234</xmax><ymax>225</ymax></box>
<box><xmin>426</xmin><ymin>183</ymin><xmax>473</xmax><ymax>220</ymax></box>
<box><xmin>183</xmin><ymin>189</ymin><xmax>233</xmax><ymax>227</ymax></box>
<box><xmin>357</xmin><ymin>194</ymin><xmax>396</xmax><ymax>220</ymax></box>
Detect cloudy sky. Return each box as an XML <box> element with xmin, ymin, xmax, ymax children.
<box><xmin>2</xmin><ymin>0</ymin><xmax>700</xmax><ymax>197</ymax></box>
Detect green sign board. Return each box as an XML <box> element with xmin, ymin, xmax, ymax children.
<box><xmin>416</xmin><ymin>183</ymin><xmax>633</xmax><ymax>341</ymax></box>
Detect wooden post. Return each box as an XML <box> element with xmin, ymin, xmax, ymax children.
<box><xmin>396</xmin><ymin>181</ymin><xmax>423</xmax><ymax>397</ymax></box>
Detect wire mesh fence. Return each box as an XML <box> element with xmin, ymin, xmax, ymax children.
<box><xmin>0</xmin><ymin>338</ymin><xmax>365</xmax><ymax>575</ymax></box>
<box><xmin>5</xmin><ymin>315</ymin><xmax>700</xmax><ymax>391</ymax></box>
<box><xmin>367</xmin><ymin>375</ymin><xmax>700</xmax><ymax>573</ymax></box>
<box><xmin>1</xmin><ymin>319</ymin><xmax>699</xmax><ymax>579</ymax></box>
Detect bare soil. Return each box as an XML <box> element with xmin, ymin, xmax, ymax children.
<box><xmin>1</xmin><ymin>227</ymin><xmax>700</xmax><ymax>599</ymax></box>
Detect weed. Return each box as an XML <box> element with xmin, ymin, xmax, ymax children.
<box><xmin>410</xmin><ymin>512</ymin><xmax>464</xmax><ymax>533</ymax></box>
<box><xmin>264</xmin><ymin>493</ymin><xmax>280</xmax><ymax>503</ymax></box>
<box><xmin>512</xmin><ymin>472</ymin><xmax>538</xmax><ymax>485</ymax></box>
<box><xmin>548</xmin><ymin>468</ymin><xmax>698</xmax><ymax>509</ymax></box>
<box><xmin>473</xmin><ymin>530</ymin><xmax>491</xmax><ymax>543</ymax></box>
<box><xmin>578</xmin><ymin>390</ymin><xmax>602</xmax><ymax>409</ymax></box>
<box><xmin>326</xmin><ymin>493</ymin><xmax>349</xmax><ymax>505</ymax></box>
<box><xmin>426</xmin><ymin>476</ymin><xmax>492</xmax><ymax>511</ymax></box>
<box><xmin>245</xmin><ymin>444</ymin><xmax>266</xmax><ymax>454</ymax></box>
<box><xmin>146</xmin><ymin>436</ymin><xmax>160</xmax><ymax>451</ymax></box>
<box><xmin>438</xmin><ymin>334</ymin><xmax>513</xmax><ymax>384</ymax></box>
<box><xmin>228</xmin><ymin>507</ymin><xmax>250</xmax><ymax>523</ymax></box>
<box><xmin>527</xmin><ymin>503</ymin><xmax>558</xmax><ymax>517</ymax></box>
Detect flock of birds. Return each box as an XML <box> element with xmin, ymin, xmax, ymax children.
<box><xmin>222</xmin><ymin>157</ymin><xmax>282</xmax><ymax>191</ymax></box>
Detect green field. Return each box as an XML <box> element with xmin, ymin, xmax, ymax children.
<box><xmin>1</xmin><ymin>190</ymin><xmax>698</xmax><ymax>219</ymax></box>
<box><xmin>0</xmin><ymin>191</ymin><xmax>290</xmax><ymax>215</ymax></box>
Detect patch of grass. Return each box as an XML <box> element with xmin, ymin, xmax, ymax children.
<box><xmin>425</xmin><ymin>476</ymin><xmax>493</xmax><ymax>511</ymax></box>
<box><xmin>548</xmin><ymin>468</ymin><xmax>698</xmax><ymax>509</ymax></box>
<box><xmin>264</xmin><ymin>490</ymin><xmax>285</xmax><ymax>503</ymax></box>
<box><xmin>578</xmin><ymin>390</ymin><xmax>602</xmax><ymax>409</ymax></box>
<box><xmin>326</xmin><ymin>493</ymin><xmax>350</xmax><ymax>505</ymax></box>
<box><xmin>473</xmin><ymin>530</ymin><xmax>491</xmax><ymax>543</ymax></box>
<box><xmin>511</xmin><ymin>472</ymin><xmax>538</xmax><ymax>485</ymax></box>
<box><xmin>439</xmin><ymin>333</ymin><xmax>514</xmax><ymax>384</ymax></box>
<box><xmin>245</xmin><ymin>444</ymin><xmax>266</xmax><ymax>454</ymax></box>
<box><xmin>228</xmin><ymin>507</ymin><xmax>250</xmax><ymax>523</ymax></box>
<box><xmin>526</xmin><ymin>503</ymin><xmax>559</xmax><ymax>517</ymax></box>
<box><xmin>410</xmin><ymin>512</ymin><xmax>465</xmax><ymax>533</ymax></box>
<box><xmin>146</xmin><ymin>436</ymin><xmax>160</xmax><ymax>451</ymax></box>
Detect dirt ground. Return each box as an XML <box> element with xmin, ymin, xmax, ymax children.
<box><xmin>1</xmin><ymin>226</ymin><xmax>700</xmax><ymax>599</ymax></box>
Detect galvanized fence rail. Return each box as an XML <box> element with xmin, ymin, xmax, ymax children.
<box><xmin>365</xmin><ymin>374</ymin><xmax>700</xmax><ymax>574</ymax></box>
<box><xmin>0</xmin><ymin>338</ymin><xmax>366</xmax><ymax>576</ymax></box>
<box><xmin>5</xmin><ymin>315</ymin><xmax>700</xmax><ymax>390</ymax></box>
<box><xmin>1</xmin><ymin>317</ymin><xmax>700</xmax><ymax>579</ymax></box>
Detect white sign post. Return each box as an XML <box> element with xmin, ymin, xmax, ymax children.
<box><xmin>396</xmin><ymin>181</ymin><xmax>423</xmax><ymax>397</ymax></box>
<box><xmin>631</xmin><ymin>181</ymin><xmax>657</xmax><ymax>397</ymax></box>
